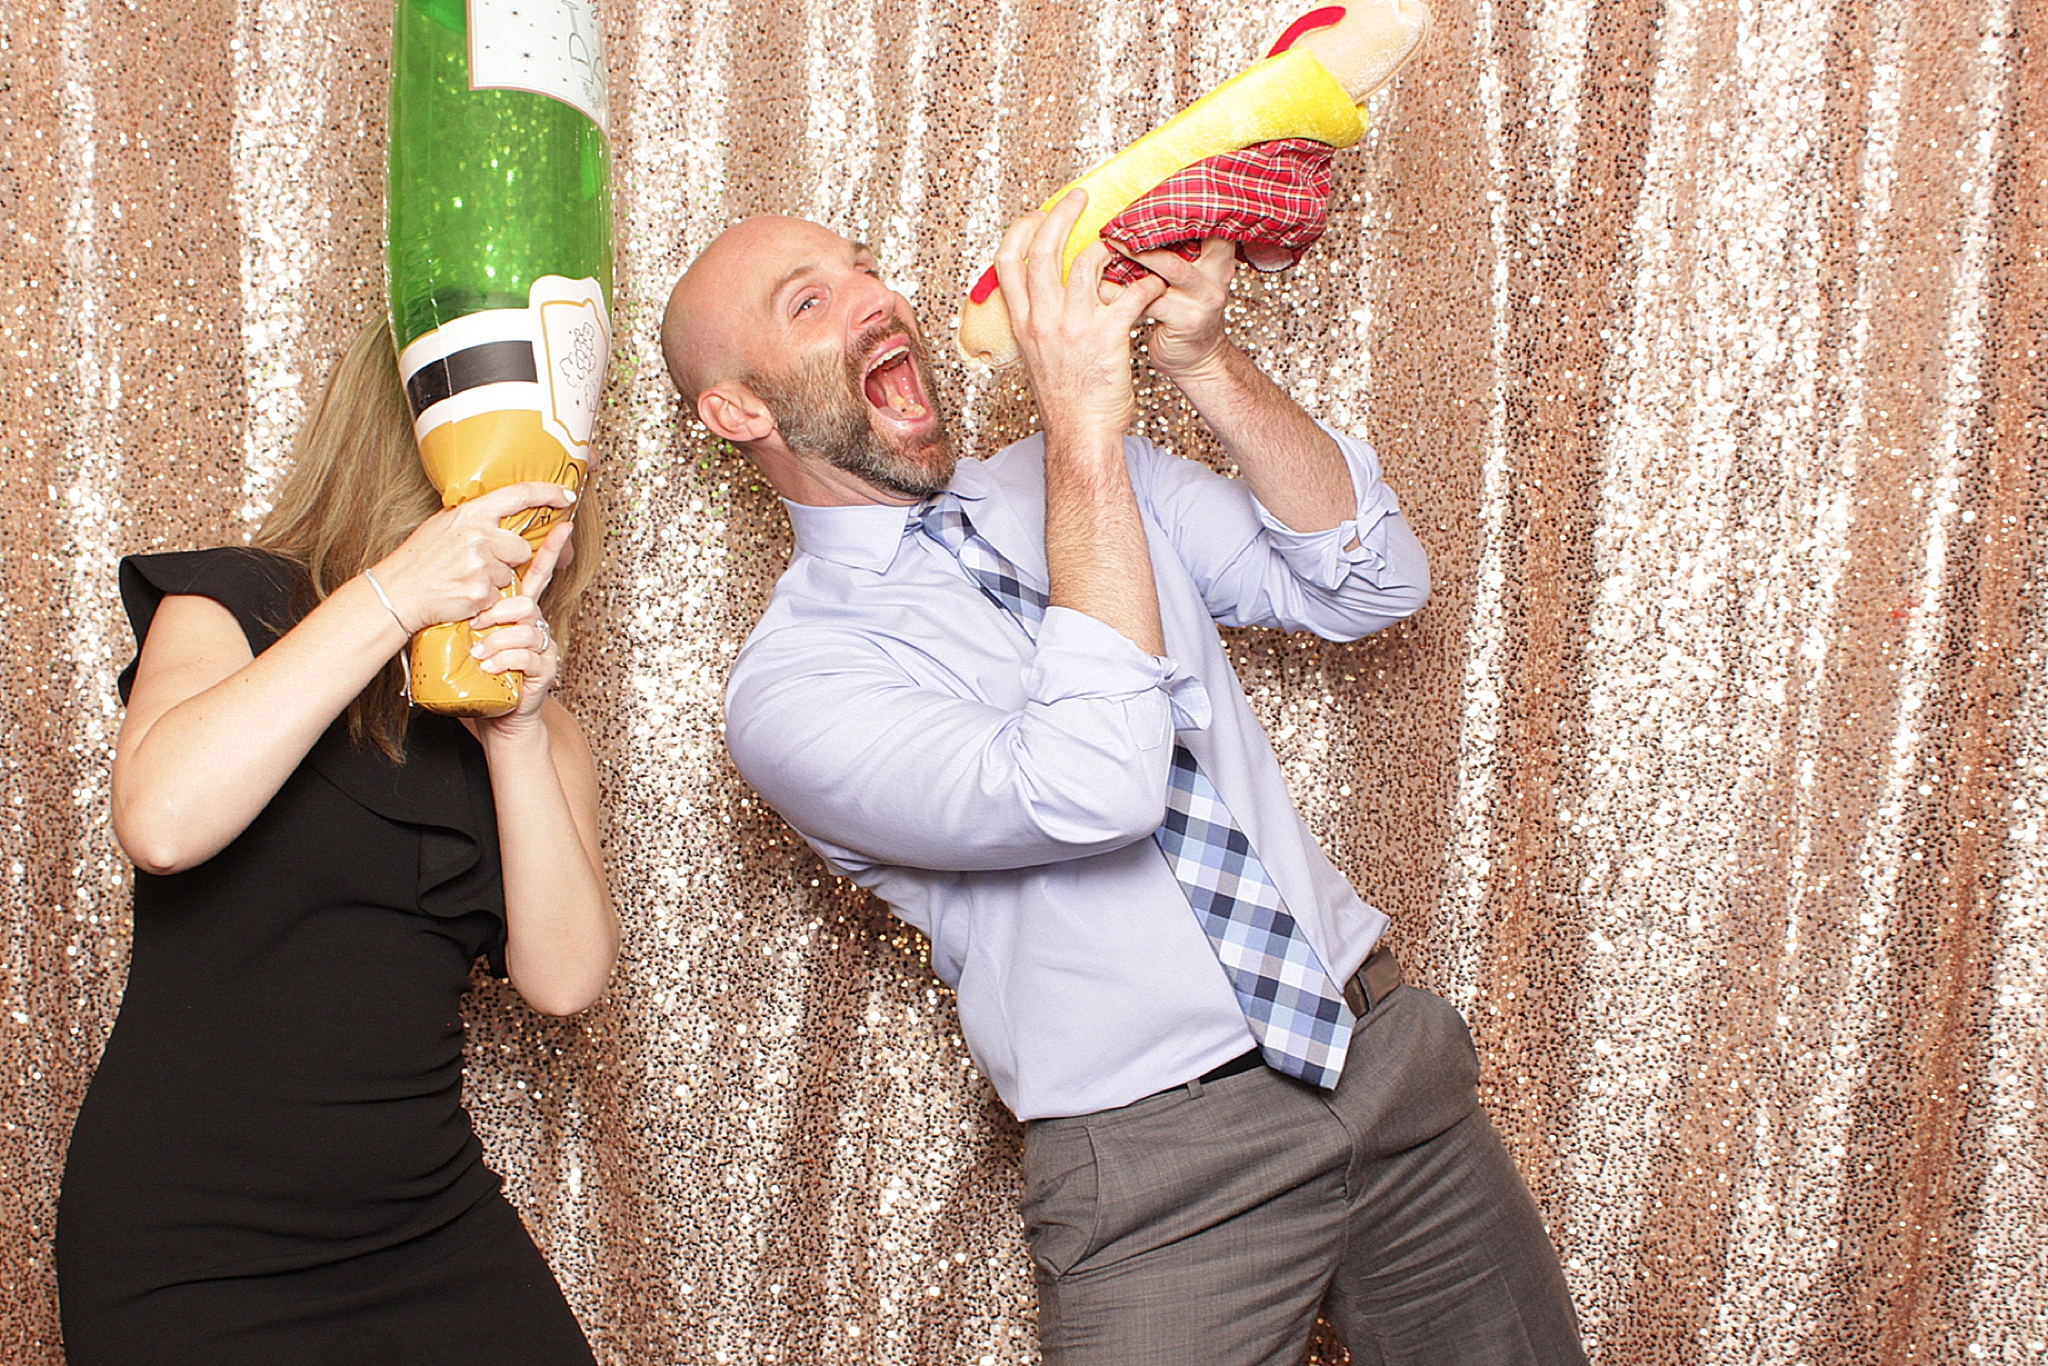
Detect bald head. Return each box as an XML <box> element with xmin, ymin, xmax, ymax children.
<box><xmin>660</xmin><ymin>214</ymin><xmax>955</xmax><ymax>502</ymax></box>
<box><xmin>662</xmin><ymin>215</ymin><xmax>847</xmax><ymax>405</ymax></box>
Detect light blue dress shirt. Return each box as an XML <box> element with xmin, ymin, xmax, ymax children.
<box><xmin>725</xmin><ymin>425</ymin><xmax>1430</xmax><ymax>1120</ymax></box>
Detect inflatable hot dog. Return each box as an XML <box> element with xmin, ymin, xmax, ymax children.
<box><xmin>387</xmin><ymin>0</ymin><xmax>615</xmax><ymax>716</ymax></box>
<box><xmin>956</xmin><ymin>1</ymin><xmax>1431</xmax><ymax>368</ymax></box>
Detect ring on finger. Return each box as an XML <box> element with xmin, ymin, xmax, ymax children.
<box><xmin>535</xmin><ymin>616</ymin><xmax>554</xmax><ymax>654</ymax></box>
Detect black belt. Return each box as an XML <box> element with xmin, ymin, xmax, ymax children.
<box><xmin>1181</xmin><ymin>943</ymin><xmax>1405</xmax><ymax>1091</ymax></box>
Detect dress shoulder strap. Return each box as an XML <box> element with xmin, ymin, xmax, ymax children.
<box><xmin>115</xmin><ymin>547</ymin><xmax>304</xmax><ymax>701</ymax></box>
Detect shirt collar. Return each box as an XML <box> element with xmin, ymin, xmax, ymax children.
<box><xmin>782</xmin><ymin>460</ymin><xmax>992</xmax><ymax>573</ymax></box>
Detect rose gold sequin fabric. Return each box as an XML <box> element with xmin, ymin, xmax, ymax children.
<box><xmin>4</xmin><ymin>0</ymin><xmax>2044</xmax><ymax>1361</ymax></box>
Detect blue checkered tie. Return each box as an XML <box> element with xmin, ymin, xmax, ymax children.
<box><xmin>917</xmin><ymin>495</ymin><xmax>1357</xmax><ymax>1088</ymax></box>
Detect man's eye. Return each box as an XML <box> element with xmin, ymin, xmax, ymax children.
<box><xmin>794</xmin><ymin>295</ymin><xmax>820</xmax><ymax>316</ymax></box>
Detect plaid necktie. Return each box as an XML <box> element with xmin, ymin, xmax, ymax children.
<box><xmin>917</xmin><ymin>495</ymin><xmax>1357</xmax><ymax>1088</ymax></box>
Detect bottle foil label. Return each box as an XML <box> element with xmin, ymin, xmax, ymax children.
<box><xmin>396</xmin><ymin>275</ymin><xmax>610</xmax><ymax>507</ymax></box>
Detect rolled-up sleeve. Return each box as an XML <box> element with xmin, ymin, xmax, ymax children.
<box><xmin>1130</xmin><ymin>426</ymin><xmax>1430</xmax><ymax>642</ymax></box>
<box><xmin>726</xmin><ymin>608</ymin><xmax>1180</xmax><ymax>874</ymax></box>
<box><xmin>1252</xmin><ymin>427</ymin><xmax>1419</xmax><ymax>593</ymax></box>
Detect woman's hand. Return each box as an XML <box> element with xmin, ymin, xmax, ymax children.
<box><xmin>366</xmin><ymin>481</ymin><xmax>576</xmax><ymax>634</ymax></box>
<box><xmin>996</xmin><ymin>189</ymin><xmax>1167</xmax><ymax>445</ymax></box>
<box><xmin>468</xmin><ymin>520</ymin><xmax>574</xmax><ymax>736</ymax></box>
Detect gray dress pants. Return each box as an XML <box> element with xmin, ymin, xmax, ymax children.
<box><xmin>1020</xmin><ymin>985</ymin><xmax>1589</xmax><ymax>1366</ymax></box>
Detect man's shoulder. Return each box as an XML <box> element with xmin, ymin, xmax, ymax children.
<box><xmin>729</xmin><ymin>551</ymin><xmax>931</xmax><ymax>690</ymax></box>
<box><xmin>735</xmin><ymin>556</ymin><xmax>882</xmax><ymax>657</ymax></box>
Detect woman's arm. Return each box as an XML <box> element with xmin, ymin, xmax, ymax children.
<box><xmin>475</xmin><ymin>700</ymin><xmax>616</xmax><ymax>1016</ymax></box>
<box><xmin>464</xmin><ymin>528</ymin><xmax>618</xmax><ymax>1016</ymax></box>
<box><xmin>115</xmin><ymin>580</ymin><xmax>404</xmax><ymax>874</ymax></box>
<box><xmin>111</xmin><ymin>481</ymin><xmax>576</xmax><ymax>875</ymax></box>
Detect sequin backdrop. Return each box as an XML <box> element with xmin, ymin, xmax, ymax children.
<box><xmin>3</xmin><ymin>0</ymin><xmax>2044</xmax><ymax>1359</ymax></box>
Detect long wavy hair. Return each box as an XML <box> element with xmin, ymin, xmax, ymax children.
<box><xmin>250</xmin><ymin>319</ymin><xmax>604</xmax><ymax>760</ymax></box>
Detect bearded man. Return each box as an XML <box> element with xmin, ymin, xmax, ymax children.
<box><xmin>661</xmin><ymin>193</ymin><xmax>1588</xmax><ymax>1366</ymax></box>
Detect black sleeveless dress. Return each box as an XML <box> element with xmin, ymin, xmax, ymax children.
<box><xmin>56</xmin><ymin>548</ymin><xmax>596</xmax><ymax>1366</ymax></box>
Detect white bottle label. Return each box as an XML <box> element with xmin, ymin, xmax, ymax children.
<box><xmin>467</xmin><ymin>0</ymin><xmax>608</xmax><ymax>136</ymax></box>
<box><xmin>532</xmin><ymin>275</ymin><xmax>609</xmax><ymax>452</ymax></box>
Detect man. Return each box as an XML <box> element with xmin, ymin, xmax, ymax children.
<box><xmin>663</xmin><ymin>192</ymin><xmax>1588</xmax><ymax>1365</ymax></box>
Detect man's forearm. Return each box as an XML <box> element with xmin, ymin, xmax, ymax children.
<box><xmin>1163</xmin><ymin>342</ymin><xmax>1356</xmax><ymax>533</ymax></box>
<box><xmin>1044</xmin><ymin>426</ymin><xmax>1168</xmax><ymax>658</ymax></box>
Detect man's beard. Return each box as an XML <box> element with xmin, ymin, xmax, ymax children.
<box><xmin>747</xmin><ymin>326</ymin><xmax>955</xmax><ymax>500</ymax></box>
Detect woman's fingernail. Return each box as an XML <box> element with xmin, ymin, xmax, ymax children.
<box><xmin>565</xmin><ymin>489</ymin><xmax>578</xmax><ymax>503</ymax></box>
<box><xmin>471</xmin><ymin>644</ymin><xmax>485</xmax><ymax>658</ymax></box>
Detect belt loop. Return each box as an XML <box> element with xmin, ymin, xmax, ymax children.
<box><xmin>1184</xmin><ymin>1077</ymin><xmax>1205</xmax><ymax>1100</ymax></box>
<box><xmin>1344</xmin><ymin>943</ymin><xmax>1403</xmax><ymax>1017</ymax></box>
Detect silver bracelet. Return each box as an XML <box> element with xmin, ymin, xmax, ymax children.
<box><xmin>361</xmin><ymin>567</ymin><xmax>413</xmax><ymax>701</ymax></box>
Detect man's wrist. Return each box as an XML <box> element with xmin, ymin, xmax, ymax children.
<box><xmin>1042</xmin><ymin>419</ymin><xmax>1128</xmax><ymax>465</ymax></box>
<box><xmin>1152</xmin><ymin>338</ymin><xmax>1239</xmax><ymax>393</ymax></box>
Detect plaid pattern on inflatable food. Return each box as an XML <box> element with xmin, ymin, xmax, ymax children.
<box><xmin>1100</xmin><ymin>137</ymin><xmax>1337</xmax><ymax>284</ymax></box>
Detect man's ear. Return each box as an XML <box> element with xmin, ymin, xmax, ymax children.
<box><xmin>699</xmin><ymin>383</ymin><xmax>777</xmax><ymax>445</ymax></box>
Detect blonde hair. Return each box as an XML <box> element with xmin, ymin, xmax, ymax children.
<box><xmin>252</xmin><ymin>318</ymin><xmax>604</xmax><ymax>759</ymax></box>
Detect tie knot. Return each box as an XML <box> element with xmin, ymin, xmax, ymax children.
<box><xmin>916</xmin><ymin>494</ymin><xmax>972</xmax><ymax>554</ymax></box>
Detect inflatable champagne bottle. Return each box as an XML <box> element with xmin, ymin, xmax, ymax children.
<box><xmin>388</xmin><ymin>0</ymin><xmax>614</xmax><ymax>716</ymax></box>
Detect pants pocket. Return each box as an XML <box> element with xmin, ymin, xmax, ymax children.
<box><xmin>1388</xmin><ymin>988</ymin><xmax>1483</xmax><ymax>1123</ymax></box>
<box><xmin>1020</xmin><ymin>1120</ymin><xmax>1104</xmax><ymax>1278</ymax></box>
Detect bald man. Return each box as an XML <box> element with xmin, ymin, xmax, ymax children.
<box><xmin>664</xmin><ymin>194</ymin><xmax>1587</xmax><ymax>1366</ymax></box>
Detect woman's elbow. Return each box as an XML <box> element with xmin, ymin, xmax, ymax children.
<box><xmin>111</xmin><ymin>804</ymin><xmax>206</xmax><ymax>877</ymax></box>
<box><xmin>508</xmin><ymin>916</ymin><xmax>619</xmax><ymax>1016</ymax></box>
<box><xmin>516</xmin><ymin>982</ymin><xmax>605</xmax><ymax>1017</ymax></box>
<box><xmin>511</xmin><ymin>962</ymin><xmax>614</xmax><ymax>1017</ymax></box>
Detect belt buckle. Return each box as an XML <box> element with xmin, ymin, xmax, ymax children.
<box><xmin>1343</xmin><ymin>944</ymin><xmax>1402</xmax><ymax>1017</ymax></box>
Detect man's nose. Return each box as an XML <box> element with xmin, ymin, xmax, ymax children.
<box><xmin>848</xmin><ymin>276</ymin><xmax>896</xmax><ymax>332</ymax></box>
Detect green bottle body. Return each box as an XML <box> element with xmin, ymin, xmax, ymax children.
<box><xmin>386</xmin><ymin>0</ymin><xmax>613</xmax><ymax>718</ymax></box>
<box><xmin>388</xmin><ymin>0</ymin><xmax>613</xmax><ymax>347</ymax></box>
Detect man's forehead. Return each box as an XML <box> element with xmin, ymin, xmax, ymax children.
<box><xmin>750</xmin><ymin>227</ymin><xmax>875</xmax><ymax>300</ymax></box>
<box><xmin>666</xmin><ymin>218</ymin><xmax>882</xmax><ymax>389</ymax></box>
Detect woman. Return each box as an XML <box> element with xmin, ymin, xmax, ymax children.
<box><xmin>56</xmin><ymin>319</ymin><xmax>617</xmax><ymax>1365</ymax></box>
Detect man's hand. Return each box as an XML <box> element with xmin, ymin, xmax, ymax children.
<box><xmin>1108</xmin><ymin>239</ymin><xmax>1357</xmax><ymax>535</ymax></box>
<box><xmin>996</xmin><ymin>190</ymin><xmax>1167</xmax><ymax>443</ymax></box>
<box><xmin>1111</xmin><ymin>237</ymin><xmax>1238</xmax><ymax>381</ymax></box>
<box><xmin>994</xmin><ymin>189</ymin><xmax>1169</xmax><ymax>658</ymax></box>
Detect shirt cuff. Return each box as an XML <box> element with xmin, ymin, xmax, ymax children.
<box><xmin>1022</xmin><ymin>607</ymin><xmax>1213</xmax><ymax>731</ymax></box>
<box><xmin>1249</xmin><ymin>422</ymin><xmax>1405</xmax><ymax>591</ymax></box>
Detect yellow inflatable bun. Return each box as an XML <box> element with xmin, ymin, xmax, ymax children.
<box><xmin>957</xmin><ymin>0</ymin><xmax>1431</xmax><ymax>368</ymax></box>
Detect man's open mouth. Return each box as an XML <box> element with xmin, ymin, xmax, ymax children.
<box><xmin>861</xmin><ymin>338</ymin><xmax>931</xmax><ymax>422</ymax></box>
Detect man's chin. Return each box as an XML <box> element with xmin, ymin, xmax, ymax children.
<box><xmin>866</xmin><ymin>455</ymin><xmax>956</xmax><ymax>501</ymax></box>
<box><xmin>868</xmin><ymin>419</ymin><xmax>956</xmax><ymax>497</ymax></box>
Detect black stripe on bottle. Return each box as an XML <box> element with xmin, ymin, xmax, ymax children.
<box><xmin>405</xmin><ymin>339</ymin><xmax>539</xmax><ymax>417</ymax></box>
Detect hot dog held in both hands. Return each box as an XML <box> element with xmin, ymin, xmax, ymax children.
<box><xmin>955</xmin><ymin>0</ymin><xmax>1431</xmax><ymax>368</ymax></box>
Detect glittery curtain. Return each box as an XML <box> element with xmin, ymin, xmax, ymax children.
<box><xmin>4</xmin><ymin>0</ymin><xmax>2044</xmax><ymax>1359</ymax></box>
